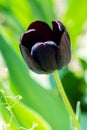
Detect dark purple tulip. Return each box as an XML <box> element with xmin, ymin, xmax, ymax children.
<box><xmin>20</xmin><ymin>20</ymin><xmax>71</xmax><ymax>74</ymax></box>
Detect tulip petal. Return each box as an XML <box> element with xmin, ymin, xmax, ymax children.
<box><xmin>28</xmin><ymin>21</ymin><xmax>52</xmax><ymax>41</ymax></box>
<box><xmin>56</xmin><ymin>31</ymin><xmax>71</xmax><ymax>69</ymax></box>
<box><xmin>20</xmin><ymin>29</ymin><xmax>44</xmax><ymax>52</ymax></box>
<box><xmin>31</xmin><ymin>41</ymin><xmax>59</xmax><ymax>73</ymax></box>
<box><xmin>52</xmin><ymin>20</ymin><xmax>65</xmax><ymax>45</ymax></box>
<box><xmin>20</xmin><ymin>45</ymin><xmax>45</xmax><ymax>74</ymax></box>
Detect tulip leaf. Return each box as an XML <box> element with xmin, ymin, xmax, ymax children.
<box><xmin>63</xmin><ymin>0</ymin><xmax>87</xmax><ymax>42</ymax></box>
<box><xmin>81</xmin><ymin>113</ymin><xmax>87</xmax><ymax>130</ymax></box>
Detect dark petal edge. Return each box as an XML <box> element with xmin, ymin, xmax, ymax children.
<box><xmin>20</xmin><ymin>45</ymin><xmax>46</xmax><ymax>74</ymax></box>
<box><xmin>31</xmin><ymin>41</ymin><xmax>59</xmax><ymax>73</ymax></box>
<box><xmin>28</xmin><ymin>21</ymin><xmax>52</xmax><ymax>41</ymax></box>
<box><xmin>52</xmin><ymin>20</ymin><xmax>65</xmax><ymax>45</ymax></box>
<box><xmin>20</xmin><ymin>29</ymin><xmax>44</xmax><ymax>52</ymax></box>
<box><xmin>57</xmin><ymin>31</ymin><xmax>71</xmax><ymax>69</ymax></box>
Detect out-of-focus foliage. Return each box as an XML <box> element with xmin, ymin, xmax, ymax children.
<box><xmin>0</xmin><ymin>0</ymin><xmax>87</xmax><ymax>130</ymax></box>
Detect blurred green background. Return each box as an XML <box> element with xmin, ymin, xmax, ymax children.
<box><xmin>0</xmin><ymin>0</ymin><xmax>87</xmax><ymax>130</ymax></box>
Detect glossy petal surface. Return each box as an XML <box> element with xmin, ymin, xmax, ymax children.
<box><xmin>52</xmin><ymin>20</ymin><xmax>65</xmax><ymax>45</ymax></box>
<box><xmin>31</xmin><ymin>41</ymin><xmax>59</xmax><ymax>73</ymax></box>
<box><xmin>21</xmin><ymin>29</ymin><xmax>44</xmax><ymax>51</ymax></box>
<box><xmin>20</xmin><ymin>45</ymin><xmax>45</xmax><ymax>74</ymax></box>
<box><xmin>28</xmin><ymin>21</ymin><xmax>52</xmax><ymax>41</ymax></box>
<box><xmin>58</xmin><ymin>31</ymin><xmax>71</xmax><ymax>68</ymax></box>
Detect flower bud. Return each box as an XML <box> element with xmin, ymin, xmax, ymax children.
<box><xmin>20</xmin><ymin>20</ymin><xmax>71</xmax><ymax>74</ymax></box>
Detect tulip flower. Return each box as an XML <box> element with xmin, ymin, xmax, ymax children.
<box><xmin>20</xmin><ymin>20</ymin><xmax>71</xmax><ymax>74</ymax></box>
<box><xmin>20</xmin><ymin>21</ymin><xmax>81</xmax><ymax>130</ymax></box>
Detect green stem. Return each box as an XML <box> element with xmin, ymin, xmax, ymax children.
<box><xmin>53</xmin><ymin>71</ymin><xmax>81</xmax><ymax>130</ymax></box>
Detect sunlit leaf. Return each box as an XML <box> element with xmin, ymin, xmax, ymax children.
<box><xmin>63</xmin><ymin>0</ymin><xmax>87</xmax><ymax>43</ymax></box>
